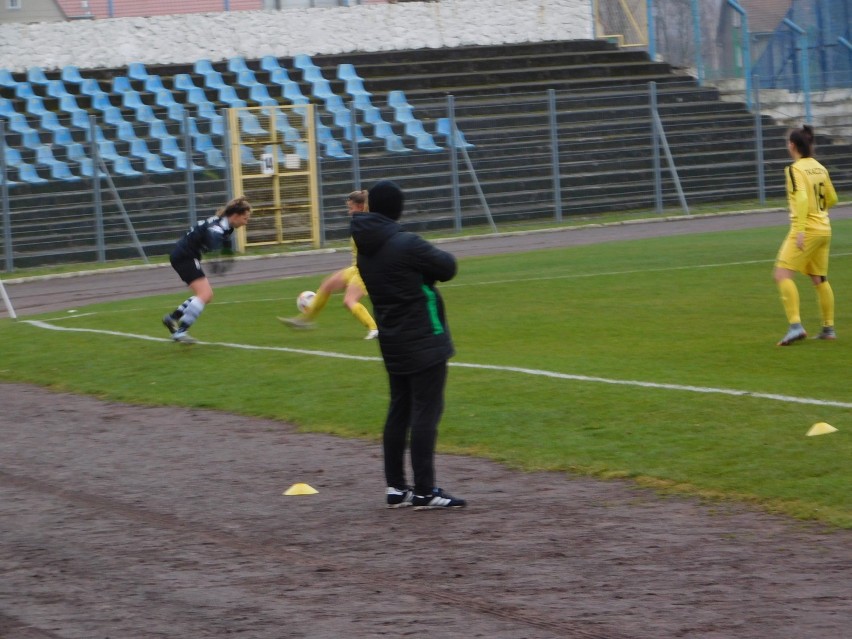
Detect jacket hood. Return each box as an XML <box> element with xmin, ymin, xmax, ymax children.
<box><xmin>368</xmin><ymin>180</ymin><xmax>404</xmax><ymax>220</ymax></box>
<box><xmin>350</xmin><ymin>212</ymin><xmax>400</xmax><ymax>256</ymax></box>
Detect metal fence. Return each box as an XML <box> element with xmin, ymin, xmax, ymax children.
<box><xmin>3</xmin><ymin>79</ymin><xmax>852</xmax><ymax>272</ymax></box>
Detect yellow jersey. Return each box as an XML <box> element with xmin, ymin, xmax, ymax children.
<box><xmin>785</xmin><ymin>157</ymin><xmax>837</xmax><ymax>235</ymax></box>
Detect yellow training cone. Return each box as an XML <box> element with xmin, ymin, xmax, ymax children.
<box><xmin>806</xmin><ymin>422</ymin><xmax>838</xmax><ymax>437</ymax></box>
<box><xmin>283</xmin><ymin>483</ymin><xmax>319</xmax><ymax>496</ymax></box>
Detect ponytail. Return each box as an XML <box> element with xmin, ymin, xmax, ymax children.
<box><xmin>788</xmin><ymin>125</ymin><xmax>815</xmax><ymax>158</ymax></box>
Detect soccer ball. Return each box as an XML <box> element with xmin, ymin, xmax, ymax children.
<box><xmin>296</xmin><ymin>290</ymin><xmax>316</xmax><ymax>313</ymax></box>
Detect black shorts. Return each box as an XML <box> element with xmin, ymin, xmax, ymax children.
<box><xmin>170</xmin><ymin>253</ymin><xmax>205</xmax><ymax>285</ymax></box>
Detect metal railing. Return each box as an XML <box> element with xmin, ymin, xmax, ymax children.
<box><xmin>3</xmin><ymin>80</ymin><xmax>852</xmax><ymax>272</ymax></box>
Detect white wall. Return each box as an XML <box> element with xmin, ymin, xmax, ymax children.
<box><xmin>0</xmin><ymin>0</ymin><xmax>593</xmax><ymax>73</ymax></box>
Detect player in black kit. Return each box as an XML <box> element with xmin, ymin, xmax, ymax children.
<box><xmin>162</xmin><ymin>196</ymin><xmax>252</xmax><ymax>343</ymax></box>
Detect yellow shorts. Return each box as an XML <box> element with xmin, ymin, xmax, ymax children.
<box><xmin>341</xmin><ymin>265</ymin><xmax>367</xmax><ymax>292</ymax></box>
<box><xmin>775</xmin><ymin>232</ymin><xmax>831</xmax><ymax>276</ymax></box>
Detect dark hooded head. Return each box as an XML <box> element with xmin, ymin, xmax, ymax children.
<box><xmin>368</xmin><ymin>180</ymin><xmax>404</xmax><ymax>221</ymax></box>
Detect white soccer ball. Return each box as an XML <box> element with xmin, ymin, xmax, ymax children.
<box><xmin>296</xmin><ymin>290</ymin><xmax>316</xmax><ymax>313</ymax></box>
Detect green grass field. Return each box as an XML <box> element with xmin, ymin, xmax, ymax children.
<box><xmin>2</xmin><ymin>221</ymin><xmax>850</xmax><ymax>527</ymax></box>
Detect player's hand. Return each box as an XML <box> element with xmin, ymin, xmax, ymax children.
<box><xmin>207</xmin><ymin>258</ymin><xmax>233</xmax><ymax>276</ymax></box>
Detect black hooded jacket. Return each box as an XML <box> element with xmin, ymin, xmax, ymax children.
<box><xmin>351</xmin><ymin>212</ymin><xmax>457</xmax><ymax>374</ymax></box>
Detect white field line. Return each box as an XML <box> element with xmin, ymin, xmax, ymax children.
<box><xmin>23</xmin><ymin>320</ymin><xmax>852</xmax><ymax>409</ymax></box>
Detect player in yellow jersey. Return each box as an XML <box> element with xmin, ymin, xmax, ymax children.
<box><xmin>278</xmin><ymin>190</ymin><xmax>379</xmax><ymax>339</ymax></box>
<box><xmin>774</xmin><ymin>125</ymin><xmax>839</xmax><ymax>345</ymax></box>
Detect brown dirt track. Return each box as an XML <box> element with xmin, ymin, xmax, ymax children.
<box><xmin>2</xmin><ymin>211</ymin><xmax>851</xmax><ymax>638</ymax></box>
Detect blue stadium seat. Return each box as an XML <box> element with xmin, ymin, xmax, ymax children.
<box><xmin>111</xmin><ymin>155</ymin><xmax>142</xmax><ymax>177</ymax></box>
<box><xmin>112</xmin><ymin>76</ymin><xmax>133</xmax><ymax>94</ymax></box>
<box><xmin>184</xmin><ymin>87</ymin><xmax>210</xmax><ymax>107</ymax></box>
<box><xmin>249</xmin><ymin>84</ymin><xmax>277</xmax><ymax>107</ymax></box>
<box><xmin>240</xmin><ymin>145</ymin><xmax>260</xmax><ymax>166</ymax></box>
<box><xmin>316</xmin><ymin>122</ymin><xmax>350</xmax><ymax>159</ymax></box>
<box><xmin>129</xmin><ymin>139</ymin><xmax>170</xmax><ymax>173</ymax></box>
<box><xmin>333</xmin><ymin>111</ymin><xmax>369</xmax><ymax>145</ymax></box>
<box><xmin>387</xmin><ymin>90</ymin><xmax>417</xmax><ymax>124</ymax></box>
<box><xmin>153</xmin><ymin>89</ymin><xmax>178</xmax><ymax>109</ymax></box>
<box><xmin>127</xmin><ymin>62</ymin><xmax>149</xmax><ymax>82</ymax></box>
<box><xmin>36</xmin><ymin>146</ymin><xmax>80</xmax><ymax>181</ymax></box>
<box><xmin>293</xmin><ymin>53</ymin><xmax>319</xmax><ymax>75</ymax></box>
<box><xmin>404</xmin><ymin>119</ymin><xmax>442</xmax><ymax>152</ymax></box>
<box><xmin>278</xmin><ymin>78</ymin><xmax>310</xmax><ymax>106</ymax></box>
<box><xmin>238</xmin><ymin>109</ymin><xmax>267</xmax><ymax>136</ymax></box>
<box><xmin>227</xmin><ymin>57</ymin><xmax>250</xmax><ymax>75</ymax></box>
<box><xmin>20</xmin><ymin>129</ymin><xmax>43</xmax><ymax>151</ymax></box>
<box><xmin>201</xmin><ymin>70</ymin><xmax>228</xmax><ymax>91</ymax></box>
<box><xmin>436</xmin><ymin>118</ymin><xmax>474</xmax><ymax>148</ymax></box>
<box><xmin>40</xmin><ymin>111</ymin><xmax>70</xmax><ymax>134</ymax></box>
<box><xmin>58</xmin><ymin>94</ymin><xmax>86</xmax><ymax>117</ymax></box>
<box><xmin>14</xmin><ymin>82</ymin><xmax>36</xmax><ymax>100</ymax></box>
<box><xmin>165</xmin><ymin>102</ymin><xmax>186</xmax><ymax>124</ymax></box>
<box><xmin>172</xmin><ymin>74</ymin><xmax>199</xmax><ymax>92</ymax></box>
<box><xmin>160</xmin><ymin>136</ymin><xmax>200</xmax><ymax>171</ymax></box>
<box><xmin>260</xmin><ymin>56</ymin><xmax>283</xmax><ymax>74</ymax></box>
<box><xmin>0</xmin><ymin>97</ymin><xmax>16</xmax><ymax>117</ymax></box>
<box><xmin>337</xmin><ymin>64</ymin><xmax>371</xmax><ymax>98</ymax></box>
<box><xmin>144</xmin><ymin>75</ymin><xmax>166</xmax><ymax>93</ymax></box>
<box><xmin>193</xmin><ymin>59</ymin><xmax>216</xmax><ymax>76</ymax></box>
<box><xmin>0</xmin><ymin>68</ymin><xmax>17</xmax><ymax>88</ymax></box>
<box><xmin>1</xmin><ymin>111</ymin><xmax>37</xmax><ymax>135</ymax></box>
<box><xmin>45</xmin><ymin>80</ymin><xmax>71</xmax><ymax>99</ymax></box>
<box><xmin>80</xmin><ymin>78</ymin><xmax>108</xmax><ymax>99</ymax></box>
<box><xmin>66</xmin><ymin>143</ymin><xmax>95</xmax><ymax>178</ymax></box>
<box><xmin>97</xmin><ymin>139</ymin><xmax>122</xmax><ymax>162</ymax></box>
<box><xmin>3</xmin><ymin>146</ymin><xmax>23</xmax><ymax>167</ymax></box>
<box><xmin>121</xmin><ymin>90</ymin><xmax>145</xmax><ymax>110</ymax></box>
<box><xmin>26</xmin><ymin>67</ymin><xmax>50</xmax><ymax>86</ymax></box>
<box><xmin>273</xmin><ymin>111</ymin><xmax>300</xmax><ymax>143</ymax></box>
<box><xmin>372</xmin><ymin>121</ymin><xmax>411</xmax><ymax>153</ymax></box>
<box><xmin>148</xmin><ymin>120</ymin><xmax>171</xmax><ymax>140</ymax></box>
<box><xmin>52</xmin><ymin>128</ymin><xmax>74</xmax><ymax>149</ymax></box>
<box><xmin>60</xmin><ymin>65</ymin><xmax>84</xmax><ymax>86</ymax></box>
<box><xmin>17</xmin><ymin>162</ymin><xmax>49</xmax><ymax>184</ymax></box>
<box><xmin>235</xmin><ymin>69</ymin><xmax>262</xmax><ymax>89</ymax></box>
<box><xmin>203</xmin><ymin>148</ymin><xmax>226</xmax><ymax>168</ymax></box>
<box><xmin>133</xmin><ymin>105</ymin><xmax>162</xmax><ymax>125</ymax></box>
<box><xmin>90</xmin><ymin>93</ymin><xmax>114</xmax><ymax>114</ymax></box>
<box><xmin>196</xmin><ymin>102</ymin><xmax>224</xmax><ymax>136</ymax></box>
<box><xmin>114</xmin><ymin>121</ymin><xmax>140</xmax><ymax>142</ymax></box>
<box><xmin>101</xmin><ymin>106</ymin><xmax>127</xmax><ymax>127</ymax></box>
<box><xmin>217</xmin><ymin>86</ymin><xmax>243</xmax><ymax>107</ymax></box>
<box><xmin>24</xmin><ymin>96</ymin><xmax>49</xmax><ymax>117</ymax></box>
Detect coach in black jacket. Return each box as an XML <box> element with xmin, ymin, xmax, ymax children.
<box><xmin>351</xmin><ymin>180</ymin><xmax>466</xmax><ymax>510</ymax></box>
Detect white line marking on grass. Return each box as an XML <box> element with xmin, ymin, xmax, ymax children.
<box><xmin>24</xmin><ymin>320</ymin><xmax>852</xmax><ymax>409</ymax></box>
<box><xmin>445</xmin><ymin>251</ymin><xmax>852</xmax><ymax>289</ymax></box>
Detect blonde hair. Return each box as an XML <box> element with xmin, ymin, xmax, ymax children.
<box><xmin>348</xmin><ymin>190</ymin><xmax>368</xmax><ymax>211</ymax></box>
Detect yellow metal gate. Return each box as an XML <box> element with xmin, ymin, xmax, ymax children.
<box><xmin>227</xmin><ymin>104</ymin><xmax>320</xmax><ymax>250</ymax></box>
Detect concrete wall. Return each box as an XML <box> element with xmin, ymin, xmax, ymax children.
<box><xmin>0</xmin><ymin>0</ymin><xmax>593</xmax><ymax>73</ymax></box>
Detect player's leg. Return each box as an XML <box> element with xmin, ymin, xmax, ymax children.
<box><xmin>774</xmin><ymin>236</ymin><xmax>807</xmax><ymax>345</ymax></box>
<box><xmin>278</xmin><ymin>270</ymin><xmax>346</xmax><ymax>329</ymax></box>
<box><xmin>808</xmin><ymin>237</ymin><xmax>835</xmax><ymax>339</ymax></box>
<box><xmin>343</xmin><ymin>269</ymin><xmax>378</xmax><ymax>339</ymax></box>
<box><xmin>165</xmin><ymin>258</ymin><xmax>210</xmax><ymax>342</ymax></box>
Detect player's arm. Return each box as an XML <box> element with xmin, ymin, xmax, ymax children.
<box><xmin>824</xmin><ymin>174</ymin><xmax>838</xmax><ymax>210</ymax></box>
<box><xmin>787</xmin><ymin>165</ymin><xmax>809</xmax><ymax>232</ymax></box>
<box><xmin>409</xmin><ymin>235</ymin><xmax>457</xmax><ymax>284</ymax></box>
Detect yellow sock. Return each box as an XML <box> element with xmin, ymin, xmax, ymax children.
<box><xmin>777</xmin><ymin>279</ymin><xmax>801</xmax><ymax>324</ymax></box>
<box><xmin>304</xmin><ymin>289</ymin><xmax>330</xmax><ymax>320</ymax></box>
<box><xmin>815</xmin><ymin>281</ymin><xmax>834</xmax><ymax>327</ymax></box>
<box><xmin>350</xmin><ymin>303</ymin><xmax>377</xmax><ymax>330</ymax></box>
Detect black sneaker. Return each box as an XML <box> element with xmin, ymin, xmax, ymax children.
<box><xmin>412</xmin><ymin>488</ymin><xmax>466</xmax><ymax>510</ymax></box>
<box><xmin>386</xmin><ymin>486</ymin><xmax>413</xmax><ymax>509</ymax></box>
<box><xmin>162</xmin><ymin>314</ymin><xmax>179</xmax><ymax>335</ymax></box>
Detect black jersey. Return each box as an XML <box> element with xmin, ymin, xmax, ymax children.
<box><xmin>171</xmin><ymin>215</ymin><xmax>234</xmax><ymax>262</ymax></box>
